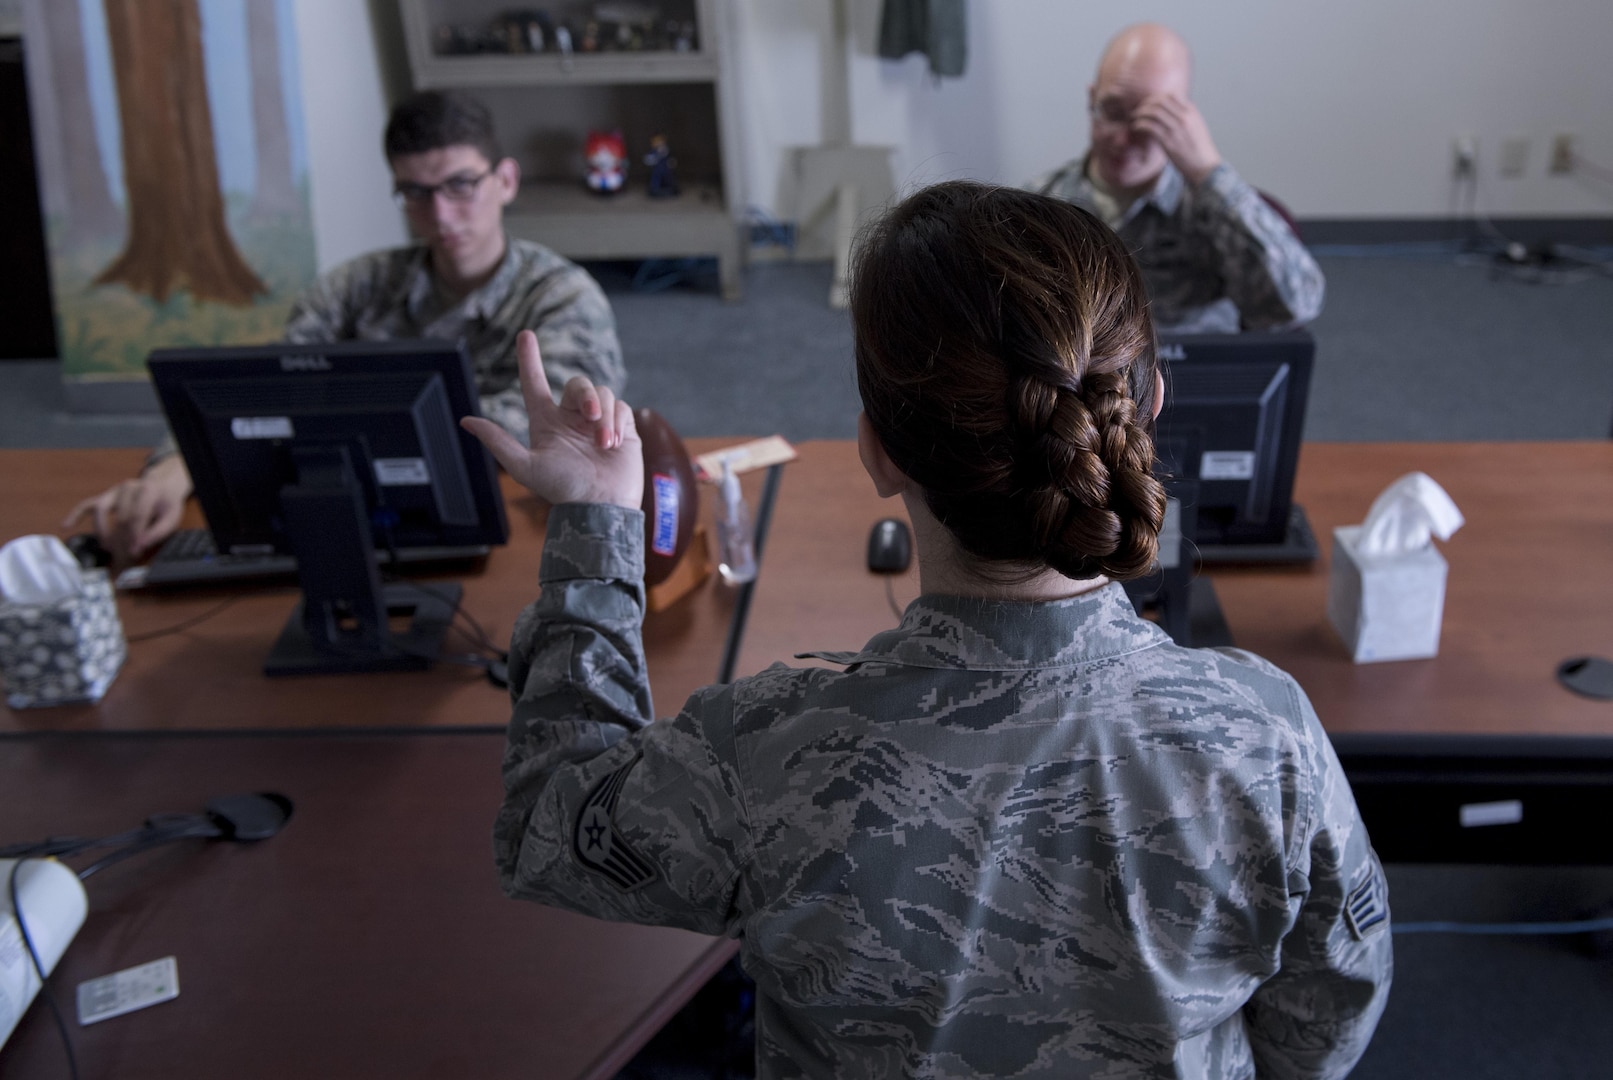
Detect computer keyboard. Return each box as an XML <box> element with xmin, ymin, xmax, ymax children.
<box><xmin>115</xmin><ymin>528</ymin><xmax>490</xmax><ymax>590</ymax></box>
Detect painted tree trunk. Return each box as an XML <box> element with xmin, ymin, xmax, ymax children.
<box><xmin>37</xmin><ymin>0</ymin><xmax>123</xmax><ymax>244</ymax></box>
<box><xmin>94</xmin><ymin>0</ymin><xmax>266</xmax><ymax>306</ymax></box>
<box><xmin>246</xmin><ymin>0</ymin><xmax>299</xmax><ymax>222</ymax></box>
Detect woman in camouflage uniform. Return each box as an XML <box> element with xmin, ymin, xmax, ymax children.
<box><xmin>466</xmin><ymin>181</ymin><xmax>1392</xmax><ymax>1080</ymax></box>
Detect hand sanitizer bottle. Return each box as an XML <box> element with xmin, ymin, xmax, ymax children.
<box><xmin>715</xmin><ymin>460</ymin><xmax>757</xmax><ymax>585</ymax></box>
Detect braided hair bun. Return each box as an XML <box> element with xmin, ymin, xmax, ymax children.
<box><xmin>852</xmin><ymin>181</ymin><xmax>1166</xmax><ymax>581</ymax></box>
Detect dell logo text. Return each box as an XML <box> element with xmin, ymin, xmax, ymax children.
<box><xmin>280</xmin><ymin>355</ymin><xmax>332</xmax><ymax>372</ymax></box>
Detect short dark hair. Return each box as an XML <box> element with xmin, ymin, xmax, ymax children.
<box><xmin>383</xmin><ymin>90</ymin><xmax>503</xmax><ymax>164</ymax></box>
<box><xmin>852</xmin><ymin>181</ymin><xmax>1166</xmax><ymax>582</ymax></box>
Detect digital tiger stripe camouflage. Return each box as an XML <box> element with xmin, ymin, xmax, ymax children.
<box><xmin>497</xmin><ymin>503</ymin><xmax>1391</xmax><ymax>1079</ymax></box>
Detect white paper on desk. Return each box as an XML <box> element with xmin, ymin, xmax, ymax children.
<box><xmin>0</xmin><ymin>535</ymin><xmax>83</xmax><ymax>605</ymax></box>
<box><xmin>1356</xmin><ymin>472</ymin><xmax>1464</xmax><ymax>557</ymax></box>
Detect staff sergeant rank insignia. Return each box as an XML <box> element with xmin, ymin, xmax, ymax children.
<box><xmin>573</xmin><ymin>754</ymin><xmax>657</xmax><ymax>891</ymax></box>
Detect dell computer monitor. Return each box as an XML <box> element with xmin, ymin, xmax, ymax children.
<box><xmin>1154</xmin><ymin>330</ymin><xmax>1315</xmax><ymax>563</ymax></box>
<box><xmin>149</xmin><ymin>339</ymin><xmax>509</xmax><ymax>675</ymax></box>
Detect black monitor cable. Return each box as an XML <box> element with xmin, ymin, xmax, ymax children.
<box><xmin>123</xmin><ymin>595</ymin><xmax>242</xmax><ymax>644</ymax></box>
<box><xmin>374</xmin><ymin>530</ymin><xmax>510</xmax><ymax>685</ymax></box>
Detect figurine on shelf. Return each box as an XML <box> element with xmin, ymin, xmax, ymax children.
<box><xmin>580</xmin><ymin>20</ymin><xmax>601</xmax><ymax>51</ymax></box>
<box><xmin>495</xmin><ymin>9</ymin><xmax>552</xmax><ymax>53</ymax></box>
<box><xmin>585</xmin><ymin>130</ymin><xmax>628</xmax><ymax>194</ymax></box>
<box><xmin>644</xmin><ymin>135</ymin><xmax>679</xmax><ymax>198</ymax></box>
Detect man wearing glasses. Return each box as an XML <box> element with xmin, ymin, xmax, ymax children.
<box><xmin>68</xmin><ymin>90</ymin><xmax>624</xmax><ymax>560</ymax></box>
<box><xmin>1028</xmin><ymin>23</ymin><xmax>1324</xmax><ymax>333</ymax></box>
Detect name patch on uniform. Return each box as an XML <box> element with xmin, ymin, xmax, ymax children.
<box><xmin>573</xmin><ymin>754</ymin><xmax>657</xmax><ymax>892</ymax></box>
<box><xmin>650</xmin><ymin>473</ymin><xmax>679</xmax><ymax>557</ymax></box>
<box><xmin>1344</xmin><ymin>867</ymin><xmax>1388</xmax><ymax>939</ymax></box>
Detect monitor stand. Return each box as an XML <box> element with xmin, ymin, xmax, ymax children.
<box><xmin>1193</xmin><ymin>504</ymin><xmax>1319</xmax><ymax>565</ymax></box>
<box><xmin>264</xmin><ymin>446</ymin><xmax>458</xmax><ymax>677</ymax></box>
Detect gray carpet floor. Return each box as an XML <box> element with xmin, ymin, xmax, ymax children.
<box><xmin>4</xmin><ymin>254</ymin><xmax>1613</xmax><ymax>1078</ymax></box>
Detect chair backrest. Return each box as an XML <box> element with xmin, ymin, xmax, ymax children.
<box><xmin>1258</xmin><ymin>190</ymin><xmax>1302</xmax><ymax>242</ymax></box>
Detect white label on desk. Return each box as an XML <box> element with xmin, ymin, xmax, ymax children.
<box><xmin>77</xmin><ymin>956</ymin><xmax>179</xmax><ymax>1026</ymax></box>
<box><xmin>1459</xmin><ymin>799</ymin><xmax>1523</xmax><ymax>828</ymax></box>
<box><xmin>374</xmin><ymin>458</ymin><xmax>431</xmax><ymax>486</ymax></box>
<box><xmin>1200</xmin><ymin>450</ymin><xmax>1256</xmax><ymax>481</ymax></box>
<box><xmin>231</xmin><ymin>416</ymin><xmax>294</xmax><ymax>440</ymax></box>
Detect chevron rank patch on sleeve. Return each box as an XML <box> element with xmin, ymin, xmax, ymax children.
<box><xmin>1345</xmin><ymin>866</ymin><xmax>1389</xmax><ymax>939</ymax></box>
<box><xmin>573</xmin><ymin>754</ymin><xmax>657</xmax><ymax>891</ymax></box>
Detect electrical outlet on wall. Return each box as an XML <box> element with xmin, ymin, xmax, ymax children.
<box><xmin>1452</xmin><ymin>136</ymin><xmax>1478</xmax><ymax>180</ymax></box>
<box><xmin>1499</xmin><ymin>137</ymin><xmax>1529</xmax><ymax>178</ymax></box>
<box><xmin>1550</xmin><ymin>135</ymin><xmax>1575</xmax><ymax>174</ymax></box>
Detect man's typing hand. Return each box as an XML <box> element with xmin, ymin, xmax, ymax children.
<box><xmin>1130</xmin><ymin>93</ymin><xmax>1222</xmax><ymax>187</ymax></box>
<box><xmin>461</xmin><ymin>329</ymin><xmax>644</xmax><ymax>511</ymax></box>
<box><xmin>62</xmin><ymin>454</ymin><xmax>193</xmax><ymax>562</ymax></box>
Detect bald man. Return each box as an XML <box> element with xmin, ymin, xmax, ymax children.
<box><xmin>1029</xmin><ymin>23</ymin><xmax>1324</xmax><ymax>332</ymax></box>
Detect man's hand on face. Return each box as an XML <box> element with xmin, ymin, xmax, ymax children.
<box><xmin>1129</xmin><ymin>93</ymin><xmax>1222</xmax><ymax>187</ymax></box>
<box><xmin>461</xmin><ymin>330</ymin><xmax>644</xmax><ymax>512</ymax></box>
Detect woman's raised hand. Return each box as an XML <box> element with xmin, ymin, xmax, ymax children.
<box><xmin>461</xmin><ymin>330</ymin><xmax>643</xmax><ymax>510</ymax></box>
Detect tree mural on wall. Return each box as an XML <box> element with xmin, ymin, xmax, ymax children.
<box><xmin>246</xmin><ymin>0</ymin><xmax>299</xmax><ymax>222</ymax></box>
<box><xmin>94</xmin><ymin>0</ymin><xmax>266</xmax><ymax>306</ymax></box>
<box><xmin>37</xmin><ymin>0</ymin><xmax>122</xmax><ymax>245</ymax></box>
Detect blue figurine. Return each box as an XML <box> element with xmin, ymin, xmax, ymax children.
<box><xmin>645</xmin><ymin>135</ymin><xmax>679</xmax><ymax>198</ymax></box>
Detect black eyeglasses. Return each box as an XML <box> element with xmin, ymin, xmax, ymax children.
<box><xmin>392</xmin><ymin>168</ymin><xmax>494</xmax><ymax>208</ymax></box>
<box><xmin>1089</xmin><ymin>98</ymin><xmax>1136</xmax><ymax>127</ymax></box>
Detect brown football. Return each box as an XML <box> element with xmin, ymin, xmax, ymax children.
<box><xmin>636</xmin><ymin>407</ymin><xmax>698</xmax><ymax>586</ymax></box>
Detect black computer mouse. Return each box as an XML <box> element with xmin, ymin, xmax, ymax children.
<box><xmin>867</xmin><ymin>518</ymin><xmax>912</xmax><ymax>573</ymax></box>
<box><xmin>1558</xmin><ymin>656</ymin><xmax>1613</xmax><ymax>700</ymax></box>
<box><xmin>65</xmin><ymin>532</ymin><xmax>113</xmax><ymax>569</ymax></box>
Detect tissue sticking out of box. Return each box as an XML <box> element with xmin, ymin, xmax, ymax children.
<box><xmin>1356</xmin><ymin>472</ymin><xmax>1464</xmax><ymax>558</ymax></box>
<box><xmin>1328</xmin><ymin>472</ymin><xmax>1464</xmax><ymax>664</ymax></box>
<box><xmin>0</xmin><ymin>535</ymin><xmax>85</xmax><ymax>605</ymax></box>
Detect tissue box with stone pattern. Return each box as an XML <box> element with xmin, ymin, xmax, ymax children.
<box><xmin>0</xmin><ymin>568</ymin><xmax>126</xmax><ymax>708</ymax></box>
<box><xmin>1327</xmin><ymin>525</ymin><xmax>1448</xmax><ymax>663</ymax></box>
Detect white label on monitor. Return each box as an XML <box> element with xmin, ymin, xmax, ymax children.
<box><xmin>231</xmin><ymin>416</ymin><xmax>293</xmax><ymax>440</ymax></box>
<box><xmin>1459</xmin><ymin>799</ymin><xmax>1523</xmax><ymax>828</ymax></box>
<box><xmin>374</xmin><ymin>458</ymin><xmax>430</xmax><ymax>486</ymax></box>
<box><xmin>1200</xmin><ymin>450</ymin><xmax>1256</xmax><ymax>481</ymax></box>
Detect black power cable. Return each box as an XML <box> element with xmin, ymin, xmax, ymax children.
<box><xmin>2</xmin><ymin>794</ymin><xmax>293</xmax><ymax>1075</ymax></box>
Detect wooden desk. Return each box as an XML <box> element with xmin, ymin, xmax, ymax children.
<box><xmin>0</xmin><ymin>733</ymin><xmax>734</xmax><ymax>1079</ymax></box>
<box><xmin>0</xmin><ymin>444</ymin><xmax>761</xmax><ymax>1078</ymax></box>
<box><xmin>0</xmin><ymin>444</ymin><xmax>762</xmax><ymax>735</ymax></box>
<box><xmin>735</xmin><ymin>440</ymin><xmax>1613</xmax><ymax>738</ymax></box>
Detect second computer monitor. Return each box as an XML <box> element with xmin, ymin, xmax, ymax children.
<box><xmin>149</xmin><ymin>339</ymin><xmax>509</xmax><ymax>675</ymax></box>
<box><xmin>1154</xmin><ymin>330</ymin><xmax>1315</xmax><ymax>563</ymax></box>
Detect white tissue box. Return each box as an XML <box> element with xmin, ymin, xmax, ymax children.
<box><xmin>1328</xmin><ymin>525</ymin><xmax>1448</xmax><ymax>663</ymax></box>
<box><xmin>0</xmin><ymin>568</ymin><xmax>126</xmax><ymax>708</ymax></box>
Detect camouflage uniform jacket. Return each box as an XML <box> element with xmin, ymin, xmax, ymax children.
<box><xmin>1027</xmin><ymin>157</ymin><xmax>1325</xmax><ymax>333</ymax></box>
<box><xmin>148</xmin><ymin>237</ymin><xmax>623</xmax><ymax>465</ymax></box>
<box><xmin>283</xmin><ymin>236</ymin><xmax>624</xmax><ymax>445</ymax></box>
<box><xmin>499</xmin><ymin>503</ymin><xmax>1393</xmax><ymax>1080</ymax></box>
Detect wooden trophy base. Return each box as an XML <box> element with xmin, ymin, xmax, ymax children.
<box><xmin>648</xmin><ymin>524</ymin><xmax>712</xmax><ymax>613</ymax></box>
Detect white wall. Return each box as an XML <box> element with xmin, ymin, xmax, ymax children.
<box><xmin>291</xmin><ymin>0</ymin><xmax>405</xmax><ymax>270</ymax></box>
<box><xmin>733</xmin><ymin>0</ymin><xmax>1613</xmax><ymax>220</ymax></box>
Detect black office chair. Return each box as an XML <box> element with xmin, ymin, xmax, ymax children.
<box><xmin>1258</xmin><ymin>190</ymin><xmax>1302</xmax><ymax>243</ymax></box>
